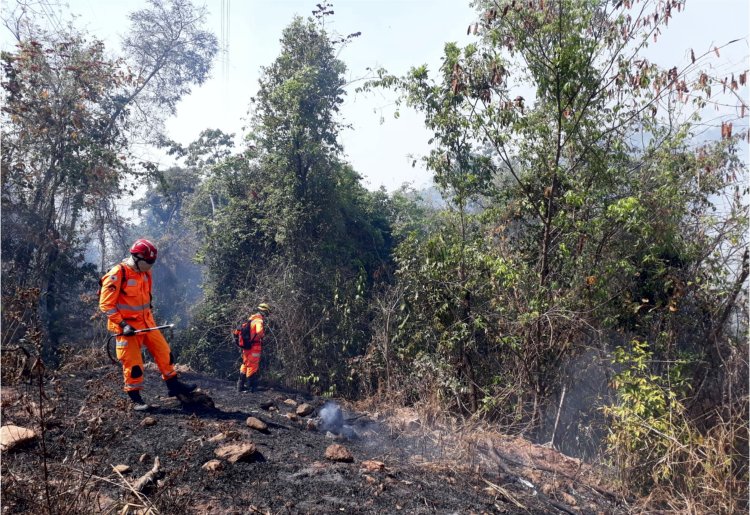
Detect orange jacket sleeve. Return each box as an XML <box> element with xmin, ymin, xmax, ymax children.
<box><xmin>99</xmin><ymin>264</ymin><xmax>125</xmax><ymax>327</ymax></box>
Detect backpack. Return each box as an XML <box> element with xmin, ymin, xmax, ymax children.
<box><xmin>234</xmin><ymin>318</ymin><xmax>260</xmax><ymax>350</ymax></box>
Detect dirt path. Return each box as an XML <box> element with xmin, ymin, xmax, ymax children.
<box><xmin>1</xmin><ymin>366</ymin><xmax>626</xmax><ymax>514</ymax></box>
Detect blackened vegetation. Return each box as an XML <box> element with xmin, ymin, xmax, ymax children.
<box><xmin>1</xmin><ymin>368</ymin><xmax>625</xmax><ymax>514</ymax></box>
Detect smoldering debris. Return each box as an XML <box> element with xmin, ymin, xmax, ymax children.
<box><xmin>318</xmin><ymin>401</ymin><xmax>358</xmax><ymax>440</ymax></box>
<box><xmin>319</xmin><ymin>402</ymin><xmax>344</xmax><ymax>433</ymax></box>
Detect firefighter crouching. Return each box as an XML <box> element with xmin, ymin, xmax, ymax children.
<box><xmin>99</xmin><ymin>238</ymin><xmax>197</xmax><ymax>410</ymax></box>
<box><xmin>235</xmin><ymin>303</ymin><xmax>270</xmax><ymax>392</ymax></box>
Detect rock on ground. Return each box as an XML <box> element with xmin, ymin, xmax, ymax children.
<box><xmin>325</xmin><ymin>444</ymin><xmax>353</xmax><ymax>463</ymax></box>
<box><xmin>0</xmin><ymin>425</ymin><xmax>36</xmax><ymax>452</ymax></box>
<box><xmin>214</xmin><ymin>442</ymin><xmax>257</xmax><ymax>463</ymax></box>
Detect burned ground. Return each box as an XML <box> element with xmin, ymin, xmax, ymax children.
<box><xmin>1</xmin><ymin>364</ymin><xmax>628</xmax><ymax>514</ymax></box>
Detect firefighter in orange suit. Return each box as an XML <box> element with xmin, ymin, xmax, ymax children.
<box><xmin>99</xmin><ymin>238</ymin><xmax>196</xmax><ymax>410</ymax></box>
<box><xmin>235</xmin><ymin>304</ymin><xmax>270</xmax><ymax>392</ymax></box>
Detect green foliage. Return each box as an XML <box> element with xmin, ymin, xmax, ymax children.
<box><xmin>2</xmin><ymin>4</ymin><xmax>745</xmax><ymax>509</ymax></box>
<box><xmin>1</xmin><ymin>0</ymin><xmax>217</xmax><ymax>354</ymax></box>
<box><xmin>180</xmin><ymin>15</ymin><xmax>396</xmax><ymax>394</ymax></box>
<box><xmin>1</xmin><ymin>30</ymin><xmax>134</xmax><ymax>353</ymax></box>
<box><xmin>605</xmin><ymin>339</ymin><xmax>690</xmax><ymax>483</ymax></box>
<box><xmin>604</xmin><ymin>338</ymin><xmax>748</xmax><ymax>513</ymax></box>
<box><xmin>362</xmin><ymin>0</ymin><xmax>748</xmax><ymax>454</ymax></box>
<box><xmin>131</xmin><ymin>166</ymin><xmax>205</xmax><ymax>327</ymax></box>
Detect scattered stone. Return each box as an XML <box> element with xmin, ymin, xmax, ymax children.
<box><xmin>215</xmin><ymin>442</ymin><xmax>257</xmax><ymax>463</ymax></box>
<box><xmin>269</xmin><ymin>406</ymin><xmax>278</xmax><ymax>412</ymax></box>
<box><xmin>245</xmin><ymin>417</ymin><xmax>268</xmax><ymax>432</ymax></box>
<box><xmin>139</xmin><ymin>453</ymin><xmax>150</xmax><ymax>464</ymax></box>
<box><xmin>360</xmin><ymin>460</ymin><xmax>385</xmax><ymax>472</ymax></box>
<box><xmin>0</xmin><ymin>425</ymin><xmax>37</xmax><ymax>452</ymax></box>
<box><xmin>286</xmin><ymin>413</ymin><xmax>299</xmax><ymax>422</ymax></box>
<box><xmin>112</xmin><ymin>464</ymin><xmax>131</xmax><ymax>474</ymax></box>
<box><xmin>325</xmin><ymin>444</ymin><xmax>353</xmax><ymax>463</ymax></box>
<box><xmin>207</xmin><ymin>430</ymin><xmax>241</xmax><ymax>442</ymax></box>
<box><xmin>140</xmin><ymin>417</ymin><xmax>157</xmax><ymax>427</ymax></box>
<box><xmin>296</xmin><ymin>403</ymin><xmax>314</xmax><ymax>417</ymax></box>
<box><xmin>283</xmin><ymin>399</ymin><xmax>298</xmax><ymax>407</ymax></box>
<box><xmin>201</xmin><ymin>459</ymin><xmax>224</xmax><ymax>472</ymax></box>
<box><xmin>259</xmin><ymin>400</ymin><xmax>275</xmax><ymax>410</ymax></box>
<box><xmin>306</xmin><ymin>419</ymin><xmax>317</xmax><ymax>431</ymax></box>
<box><xmin>208</xmin><ymin>433</ymin><xmax>226</xmax><ymax>443</ymax></box>
<box><xmin>363</xmin><ymin>474</ymin><xmax>377</xmax><ymax>484</ymax></box>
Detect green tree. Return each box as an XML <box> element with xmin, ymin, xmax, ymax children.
<box><xmin>1</xmin><ymin>30</ymin><xmax>134</xmax><ymax>353</ymax></box>
<box><xmin>183</xmin><ymin>16</ymin><xmax>393</xmax><ymax>394</ymax></box>
<box><xmin>366</xmin><ymin>0</ymin><xmax>747</xmax><ymax>439</ymax></box>
<box><xmin>131</xmin><ymin>165</ymin><xmax>204</xmax><ymax>327</ymax></box>
<box><xmin>1</xmin><ymin>0</ymin><xmax>217</xmax><ymax>355</ymax></box>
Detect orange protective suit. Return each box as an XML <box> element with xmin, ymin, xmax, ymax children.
<box><xmin>99</xmin><ymin>262</ymin><xmax>177</xmax><ymax>391</ymax></box>
<box><xmin>240</xmin><ymin>313</ymin><xmax>265</xmax><ymax>379</ymax></box>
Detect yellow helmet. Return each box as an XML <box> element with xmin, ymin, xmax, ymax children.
<box><xmin>257</xmin><ymin>303</ymin><xmax>271</xmax><ymax>314</ymax></box>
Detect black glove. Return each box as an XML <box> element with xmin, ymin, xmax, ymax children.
<box><xmin>119</xmin><ymin>321</ymin><xmax>136</xmax><ymax>336</ymax></box>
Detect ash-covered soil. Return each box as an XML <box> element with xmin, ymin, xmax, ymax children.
<box><xmin>1</xmin><ymin>364</ymin><xmax>627</xmax><ymax>514</ymax></box>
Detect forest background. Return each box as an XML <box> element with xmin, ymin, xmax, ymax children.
<box><xmin>1</xmin><ymin>0</ymin><xmax>748</xmax><ymax>512</ymax></box>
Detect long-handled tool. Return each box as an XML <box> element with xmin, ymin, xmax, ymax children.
<box><xmin>105</xmin><ymin>324</ymin><xmax>175</xmax><ymax>365</ymax></box>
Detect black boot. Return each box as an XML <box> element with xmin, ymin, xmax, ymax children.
<box><xmin>165</xmin><ymin>376</ymin><xmax>197</xmax><ymax>397</ymax></box>
<box><xmin>247</xmin><ymin>375</ymin><xmax>258</xmax><ymax>393</ymax></box>
<box><xmin>236</xmin><ymin>374</ymin><xmax>247</xmax><ymax>392</ymax></box>
<box><xmin>127</xmin><ymin>390</ymin><xmax>150</xmax><ymax>411</ymax></box>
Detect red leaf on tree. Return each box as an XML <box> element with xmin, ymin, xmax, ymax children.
<box><xmin>721</xmin><ymin>121</ymin><xmax>733</xmax><ymax>140</ymax></box>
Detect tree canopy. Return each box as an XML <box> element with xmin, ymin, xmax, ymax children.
<box><xmin>1</xmin><ymin>1</ymin><xmax>746</xmax><ymax>511</ymax></box>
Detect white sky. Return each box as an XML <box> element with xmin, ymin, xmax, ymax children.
<box><xmin>3</xmin><ymin>0</ymin><xmax>749</xmax><ymax>191</ymax></box>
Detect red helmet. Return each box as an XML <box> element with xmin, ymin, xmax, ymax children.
<box><xmin>130</xmin><ymin>239</ymin><xmax>158</xmax><ymax>264</ymax></box>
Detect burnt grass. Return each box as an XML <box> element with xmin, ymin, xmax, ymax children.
<box><xmin>1</xmin><ymin>364</ymin><xmax>627</xmax><ymax>514</ymax></box>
